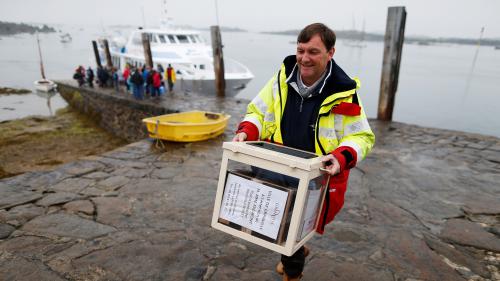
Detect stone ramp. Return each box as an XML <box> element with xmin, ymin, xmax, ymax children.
<box><xmin>0</xmin><ymin>121</ymin><xmax>499</xmax><ymax>280</ymax></box>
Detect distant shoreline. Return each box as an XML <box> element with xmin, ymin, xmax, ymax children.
<box><xmin>0</xmin><ymin>21</ymin><xmax>56</xmax><ymax>36</ymax></box>
<box><xmin>261</xmin><ymin>29</ymin><xmax>500</xmax><ymax>47</ymax></box>
<box><xmin>2</xmin><ymin>20</ymin><xmax>498</xmax><ymax>47</ymax></box>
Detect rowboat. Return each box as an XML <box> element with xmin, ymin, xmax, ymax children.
<box><xmin>142</xmin><ymin>111</ymin><xmax>231</xmax><ymax>142</ymax></box>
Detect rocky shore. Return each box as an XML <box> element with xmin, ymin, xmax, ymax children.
<box><xmin>0</xmin><ymin>107</ymin><xmax>126</xmax><ymax>179</ymax></box>
<box><xmin>0</xmin><ymin>87</ymin><xmax>31</xmax><ymax>95</ymax></box>
<box><xmin>1</xmin><ymin>117</ymin><xmax>499</xmax><ymax>280</ymax></box>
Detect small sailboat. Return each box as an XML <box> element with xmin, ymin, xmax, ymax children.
<box><xmin>142</xmin><ymin>111</ymin><xmax>231</xmax><ymax>142</ymax></box>
<box><xmin>34</xmin><ymin>33</ymin><xmax>57</xmax><ymax>92</ymax></box>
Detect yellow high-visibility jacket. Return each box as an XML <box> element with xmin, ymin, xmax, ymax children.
<box><xmin>164</xmin><ymin>68</ymin><xmax>176</xmax><ymax>83</ymax></box>
<box><xmin>240</xmin><ymin>57</ymin><xmax>374</xmax><ymax>161</ymax></box>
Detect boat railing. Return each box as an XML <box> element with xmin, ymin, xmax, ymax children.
<box><xmin>224</xmin><ymin>58</ymin><xmax>251</xmax><ymax>74</ymax></box>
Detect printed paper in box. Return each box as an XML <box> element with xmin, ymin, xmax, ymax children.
<box><xmin>219</xmin><ymin>173</ymin><xmax>289</xmax><ymax>240</ymax></box>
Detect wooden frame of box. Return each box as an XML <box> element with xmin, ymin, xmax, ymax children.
<box><xmin>211</xmin><ymin>141</ymin><xmax>327</xmax><ymax>256</ymax></box>
<box><xmin>218</xmin><ymin>170</ymin><xmax>297</xmax><ymax>245</ymax></box>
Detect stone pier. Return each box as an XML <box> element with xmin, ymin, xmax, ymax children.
<box><xmin>0</xmin><ymin>83</ymin><xmax>499</xmax><ymax>280</ymax></box>
<box><xmin>56</xmin><ymin>81</ymin><xmax>247</xmax><ymax>142</ymax></box>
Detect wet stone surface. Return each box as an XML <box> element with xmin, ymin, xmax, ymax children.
<box><xmin>0</xmin><ymin>92</ymin><xmax>500</xmax><ymax>280</ymax></box>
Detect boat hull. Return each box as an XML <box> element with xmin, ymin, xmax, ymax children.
<box><xmin>177</xmin><ymin>77</ymin><xmax>252</xmax><ymax>96</ymax></box>
<box><xmin>142</xmin><ymin>111</ymin><xmax>231</xmax><ymax>142</ymax></box>
<box><xmin>34</xmin><ymin>80</ymin><xmax>57</xmax><ymax>92</ymax></box>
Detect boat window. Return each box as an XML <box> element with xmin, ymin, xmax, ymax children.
<box><xmin>167</xmin><ymin>35</ymin><xmax>176</xmax><ymax>43</ymax></box>
<box><xmin>200</xmin><ymin>64</ymin><xmax>205</xmax><ymax>70</ymax></box>
<box><xmin>151</xmin><ymin>34</ymin><xmax>158</xmax><ymax>43</ymax></box>
<box><xmin>176</xmin><ymin>35</ymin><xmax>189</xmax><ymax>44</ymax></box>
<box><xmin>158</xmin><ymin>35</ymin><xmax>167</xmax><ymax>44</ymax></box>
<box><xmin>188</xmin><ymin>35</ymin><xmax>197</xmax><ymax>43</ymax></box>
<box><xmin>195</xmin><ymin>35</ymin><xmax>204</xmax><ymax>43</ymax></box>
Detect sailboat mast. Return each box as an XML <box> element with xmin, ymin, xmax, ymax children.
<box><xmin>361</xmin><ymin>18</ymin><xmax>366</xmax><ymax>42</ymax></box>
<box><xmin>36</xmin><ymin>33</ymin><xmax>46</xmax><ymax>80</ymax></box>
<box><xmin>160</xmin><ymin>0</ymin><xmax>171</xmax><ymax>28</ymax></box>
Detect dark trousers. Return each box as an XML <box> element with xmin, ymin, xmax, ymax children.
<box><xmin>281</xmin><ymin>246</ymin><xmax>306</xmax><ymax>278</ymax></box>
<box><xmin>168</xmin><ymin>79</ymin><xmax>174</xmax><ymax>92</ymax></box>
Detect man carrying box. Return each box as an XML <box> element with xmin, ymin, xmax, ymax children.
<box><xmin>233</xmin><ymin>23</ymin><xmax>375</xmax><ymax>280</ymax></box>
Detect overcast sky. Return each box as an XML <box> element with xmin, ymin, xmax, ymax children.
<box><xmin>1</xmin><ymin>0</ymin><xmax>499</xmax><ymax>38</ymax></box>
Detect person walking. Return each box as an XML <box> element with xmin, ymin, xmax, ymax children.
<box><xmin>78</xmin><ymin>65</ymin><xmax>86</xmax><ymax>83</ymax></box>
<box><xmin>152</xmin><ymin>69</ymin><xmax>162</xmax><ymax>98</ymax></box>
<box><xmin>130</xmin><ymin>67</ymin><xmax>144</xmax><ymax>100</ymax></box>
<box><xmin>123</xmin><ymin>64</ymin><xmax>131</xmax><ymax>92</ymax></box>
<box><xmin>165</xmin><ymin>64</ymin><xmax>176</xmax><ymax>93</ymax></box>
<box><xmin>112</xmin><ymin>67</ymin><xmax>120</xmax><ymax>92</ymax></box>
<box><xmin>73</xmin><ymin>67</ymin><xmax>84</xmax><ymax>87</ymax></box>
<box><xmin>97</xmin><ymin>66</ymin><xmax>108</xmax><ymax>87</ymax></box>
<box><xmin>86</xmin><ymin>67</ymin><xmax>94</xmax><ymax>88</ymax></box>
<box><xmin>157</xmin><ymin>63</ymin><xmax>165</xmax><ymax>81</ymax></box>
<box><xmin>143</xmin><ymin>66</ymin><xmax>151</xmax><ymax>96</ymax></box>
<box><xmin>232</xmin><ymin>23</ymin><xmax>375</xmax><ymax>280</ymax></box>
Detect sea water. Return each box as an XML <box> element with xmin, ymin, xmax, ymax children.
<box><xmin>1</xmin><ymin>25</ymin><xmax>499</xmax><ymax>137</ymax></box>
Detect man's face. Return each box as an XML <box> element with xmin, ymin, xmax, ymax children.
<box><xmin>296</xmin><ymin>34</ymin><xmax>335</xmax><ymax>85</ymax></box>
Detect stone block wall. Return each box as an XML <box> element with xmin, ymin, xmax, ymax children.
<box><xmin>57</xmin><ymin>83</ymin><xmax>176</xmax><ymax>142</ymax></box>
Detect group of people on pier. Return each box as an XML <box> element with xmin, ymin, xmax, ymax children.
<box><xmin>72</xmin><ymin>63</ymin><xmax>176</xmax><ymax>100</ymax></box>
<box><xmin>72</xmin><ymin>65</ymin><xmax>120</xmax><ymax>90</ymax></box>
<box><xmin>123</xmin><ymin>63</ymin><xmax>176</xmax><ymax>100</ymax></box>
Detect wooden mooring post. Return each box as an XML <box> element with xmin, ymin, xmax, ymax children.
<box><xmin>211</xmin><ymin>26</ymin><xmax>225</xmax><ymax>97</ymax></box>
<box><xmin>377</xmin><ymin>6</ymin><xmax>407</xmax><ymax>121</ymax></box>
<box><xmin>92</xmin><ymin>40</ymin><xmax>102</xmax><ymax>67</ymax></box>
<box><xmin>102</xmin><ymin>39</ymin><xmax>113</xmax><ymax>69</ymax></box>
<box><xmin>141</xmin><ymin>33</ymin><xmax>154</xmax><ymax>69</ymax></box>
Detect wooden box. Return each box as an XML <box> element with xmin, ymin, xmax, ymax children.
<box><xmin>211</xmin><ymin>141</ymin><xmax>328</xmax><ymax>256</ymax></box>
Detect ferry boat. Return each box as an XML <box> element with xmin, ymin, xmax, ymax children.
<box><xmin>101</xmin><ymin>26</ymin><xmax>253</xmax><ymax>96</ymax></box>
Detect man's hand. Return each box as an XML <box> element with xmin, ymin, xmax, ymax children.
<box><xmin>232</xmin><ymin>132</ymin><xmax>247</xmax><ymax>142</ymax></box>
<box><xmin>321</xmin><ymin>154</ymin><xmax>340</xmax><ymax>176</ymax></box>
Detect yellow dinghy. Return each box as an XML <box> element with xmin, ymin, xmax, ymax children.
<box><xmin>142</xmin><ymin>111</ymin><xmax>231</xmax><ymax>142</ymax></box>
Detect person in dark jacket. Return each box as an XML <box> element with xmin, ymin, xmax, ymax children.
<box><xmin>233</xmin><ymin>23</ymin><xmax>375</xmax><ymax>281</ymax></box>
<box><xmin>130</xmin><ymin>67</ymin><xmax>144</xmax><ymax>100</ymax></box>
<box><xmin>157</xmin><ymin>63</ymin><xmax>165</xmax><ymax>85</ymax></box>
<box><xmin>73</xmin><ymin>67</ymin><xmax>84</xmax><ymax>87</ymax></box>
<box><xmin>96</xmin><ymin>66</ymin><xmax>109</xmax><ymax>87</ymax></box>
<box><xmin>112</xmin><ymin>67</ymin><xmax>119</xmax><ymax>92</ymax></box>
<box><xmin>86</xmin><ymin>67</ymin><xmax>94</xmax><ymax>88</ymax></box>
<box><xmin>143</xmin><ymin>66</ymin><xmax>151</xmax><ymax>96</ymax></box>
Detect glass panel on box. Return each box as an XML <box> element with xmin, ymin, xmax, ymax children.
<box><xmin>218</xmin><ymin>160</ymin><xmax>299</xmax><ymax>245</ymax></box>
<box><xmin>297</xmin><ymin>175</ymin><xmax>325</xmax><ymax>241</ymax></box>
<box><xmin>247</xmin><ymin>142</ymin><xmax>317</xmax><ymax>159</ymax></box>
